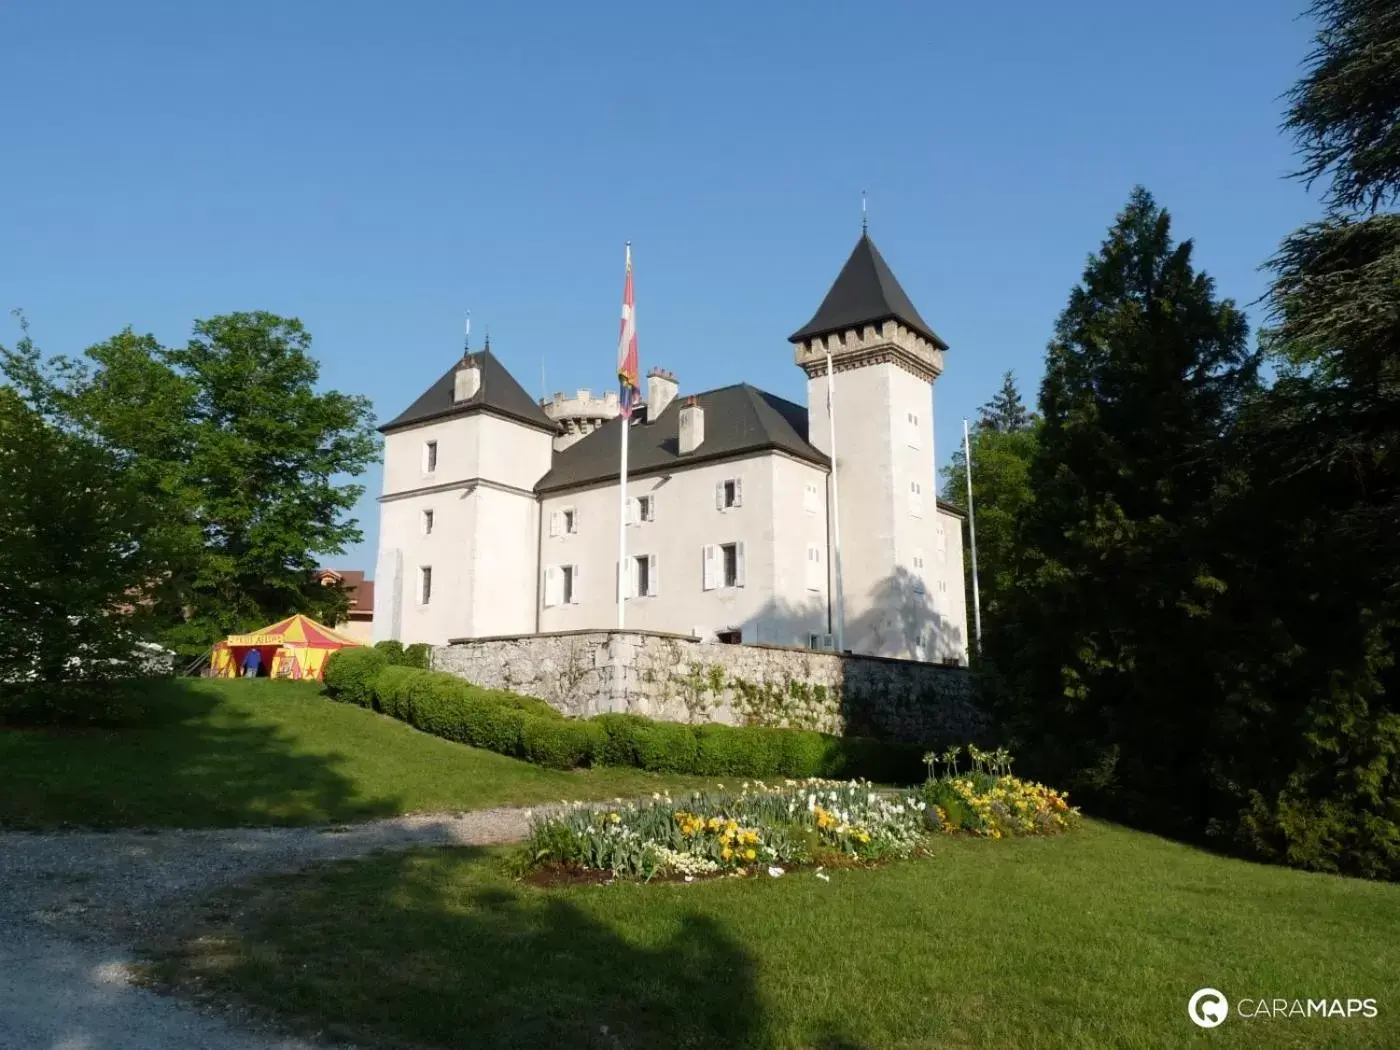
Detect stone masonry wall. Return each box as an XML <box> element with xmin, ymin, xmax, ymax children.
<box><xmin>432</xmin><ymin>630</ymin><xmax>987</xmax><ymax>745</ymax></box>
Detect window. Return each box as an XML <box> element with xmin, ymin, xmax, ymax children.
<box><xmin>549</xmin><ymin>508</ymin><xmax>579</xmax><ymax>537</ymax></box>
<box><xmin>543</xmin><ymin>564</ymin><xmax>580</xmax><ymax>607</ymax></box>
<box><xmin>629</xmin><ymin>495</ymin><xmax>655</xmax><ymax>524</ymax></box>
<box><xmin>906</xmin><ymin>411</ymin><xmax>920</xmax><ymax>449</ymax></box>
<box><xmin>423</xmin><ymin>441</ymin><xmax>438</xmax><ymax>474</ymax></box>
<box><xmin>716</xmin><ymin>629</ymin><xmax>742</xmax><ymax>645</ymax></box>
<box><xmin>702</xmin><ymin>542</ymin><xmax>745</xmax><ymax>590</ymax></box>
<box><xmin>938</xmin><ymin>579</ymin><xmax>948</xmax><ymax>594</ymax></box>
<box><xmin>911</xmin><ymin>549</ymin><xmax>926</xmax><ymax>594</ymax></box>
<box><xmin>716</xmin><ymin>478</ymin><xmax>742</xmax><ymax>510</ymax></box>
<box><xmin>631</xmin><ymin>553</ymin><xmax>657</xmax><ymax>597</ymax></box>
<box><xmin>805</xmin><ymin>545</ymin><xmax>823</xmax><ymax>591</ymax></box>
<box><xmin>808</xmin><ymin>632</ymin><xmax>834</xmax><ymax>650</ymax></box>
<box><xmin>419</xmin><ymin>566</ymin><xmax>433</xmax><ymax>605</ymax></box>
<box><xmin>422</xmin><ymin>509</ymin><xmax>435</xmax><ymax>535</ymax></box>
<box><xmin>909</xmin><ymin>480</ymin><xmax>924</xmax><ymax>517</ymax></box>
<box><xmin>936</xmin><ymin>522</ymin><xmax>947</xmax><ymax>562</ymax></box>
<box><xmin>803</xmin><ymin>481</ymin><xmax>820</xmax><ymax>514</ymax></box>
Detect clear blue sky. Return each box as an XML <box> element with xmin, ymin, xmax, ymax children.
<box><xmin>2</xmin><ymin>0</ymin><xmax>1321</xmax><ymax>575</ymax></box>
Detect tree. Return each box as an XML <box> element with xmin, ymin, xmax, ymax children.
<box><xmin>0</xmin><ymin>330</ymin><xmax>179</xmax><ymax>697</ymax></box>
<box><xmin>1</xmin><ymin>313</ymin><xmax>379</xmax><ymax>655</ymax></box>
<box><xmin>1216</xmin><ymin>0</ymin><xmax>1400</xmax><ymax>877</ymax></box>
<box><xmin>941</xmin><ymin>409</ymin><xmax>1039</xmax><ymax>626</ymax></box>
<box><xmin>1003</xmin><ymin>187</ymin><xmax>1260</xmax><ymax>836</ymax></box>
<box><xmin>976</xmin><ymin>370</ymin><xmax>1032</xmax><ymax>432</ymax></box>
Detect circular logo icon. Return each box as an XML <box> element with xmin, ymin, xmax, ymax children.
<box><xmin>1189</xmin><ymin>988</ymin><xmax>1229</xmax><ymax>1028</ymax></box>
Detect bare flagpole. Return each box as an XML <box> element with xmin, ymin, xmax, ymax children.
<box><xmin>828</xmin><ymin>351</ymin><xmax>845</xmax><ymax>652</ymax></box>
<box><xmin>963</xmin><ymin>417</ymin><xmax>983</xmax><ymax>653</ymax></box>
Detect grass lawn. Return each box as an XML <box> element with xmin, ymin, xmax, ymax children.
<box><xmin>0</xmin><ymin>678</ymin><xmax>718</xmax><ymax>829</ymax></box>
<box><xmin>147</xmin><ymin>821</ymin><xmax>1400</xmax><ymax>1050</ymax></box>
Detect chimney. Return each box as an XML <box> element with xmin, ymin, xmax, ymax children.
<box><xmin>678</xmin><ymin>396</ymin><xmax>704</xmax><ymax>454</ymax></box>
<box><xmin>453</xmin><ymin>355</ymin><xmax>481</xmax><ymax>402</ymax></box>
<box><xmin>647</xmin><ymin>367</ymin><xmax>678</xmax><ymax>421</ymax></box>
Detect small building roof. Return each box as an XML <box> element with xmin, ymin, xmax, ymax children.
<box><xmin>536</xmin><ymin>383</ymin><xmax>827</xmax><ymax>494</ymax></box>
<box><xmin>789</xmin><ymin>232</ymin><xmax>947</xmax><ymax>350</ymax></box>
<box><xmin>379</xmin><ymin>349</ymin><xmax>557</xmax><ymax>435</ymax></box>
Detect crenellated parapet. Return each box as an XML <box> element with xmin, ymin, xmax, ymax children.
<box><xmin>541</xmin><ymin>388</ymin><xmax>621</xmax><ymax>451</ymax></box>
<box><xmin>793</xmin><ymin>319</ymin><xmax>944</xmax><ymax>382</ymax></box>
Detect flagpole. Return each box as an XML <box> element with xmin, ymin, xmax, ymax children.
<box><xmin>963</xmin><ymin>418</ymin><xmax>983</xmax><ymax>653</ymax></box>
<box><xmin>617</xmin><ymin>403</ymin><xmax>629</xmax><ymax>631</ymax></box>
<box><xmin>827</xmin><ymin>351</ymin><xmax>845</xmax><ymax>652</ymax></box>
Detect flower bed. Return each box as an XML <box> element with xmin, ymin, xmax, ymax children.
<box><xmin>522</xmin><ymin>779</ymin><xmax>930</xmax><ymax>881</ymax></box>
<box><xmin>920</xmin><ymin>746</ymin><xmax>1081</xmax><ymax>838</ymax></box>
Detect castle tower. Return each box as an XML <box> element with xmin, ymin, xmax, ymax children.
<box><xmin>373</xmin><ymin>344</ymin><xmax>557</xmax><ymax>645</ymax></box>
<box><xmin>541</xmin><ymin>388</ymin><xmax>620</xmax><ymax>452</ymax></box>
<box><xmin>789</xmin><ymin>231</ymin><xmax>953</xmax><ymax>660</ymax></box>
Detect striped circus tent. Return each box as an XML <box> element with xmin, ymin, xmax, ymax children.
<box><xmin>210</xmin><ymin>613</ymin><xmax>363</xmax><ymax>681</ymax></box>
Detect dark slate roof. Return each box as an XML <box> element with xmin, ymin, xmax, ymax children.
<box><xmin>379</xmin><ymin>349</ymin><xmax>557</xmax><ymax>435</ymax></box>
<box><xmin>789</xmin><ymin>232</ymin><xmax>947</xmax><ymax>350</ymax></box>
<box><xmin>536</xmin><ymin>383</ymin><xmax>828</xmax><ymax>494</ymax></box>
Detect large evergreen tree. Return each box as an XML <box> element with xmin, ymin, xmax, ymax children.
<box><xmin>1005</xmin><ymin>188</ymin><xmax>1260</xmax><ymax>834</ymax></box>
<box><xmin>1218</xmin><ymin>0</ymin><xmax>1400</xmax><ymax>877</ymax></box>
<box><xmin>976</xmin><ymin>370</ymin><xmax>1032</xmax><ymax>432</ymax></box>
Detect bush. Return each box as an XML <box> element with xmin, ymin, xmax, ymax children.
<box><xmin>593</xmin><ymin>713</ymin><xmax>651</xmax><ymax>767</ymax></box>
<box><xmin>373</xmin><ymin>640</ymin><xmax>406</xmax><ymax>664</ymax></box>
<box><xmin>520</xmin><ymin>715</ymin><xmax>606</xmax><ymax>770</ymax></box>
<box><xmin>633</xmin><ymin>720</ymin><xmax>702</xmax><ymax>773</ymax></box>
<box><xmin>402</xmin><ymin>643</ymin><xmax>432</xmax><ymax>669</ymax></box>
<box><xmin>694</xmin><ymin>723</ymin><xmax>784</xmax><ymax>777</ymax></box>
<box><xmin>322</xmin><ymin>647</ymin><xmax>389</xmax><ymax>708</ymax></box>
<box><xmin>777</xmin><ymin>730</ymin><xmax>837</xmax><ymax>778</ymax></box>
<box><xmin>369</xmin><ymin>665</ymin><xmax>420</xmax><ymax>719</ymax></box>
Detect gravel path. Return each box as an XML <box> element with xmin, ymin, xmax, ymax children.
<box><xmin>0</xmin><ymin>807</ymin><xmax>544</xmax><ymax>1049</ymax></box>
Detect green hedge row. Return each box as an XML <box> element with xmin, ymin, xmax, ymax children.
<box><xmin>321</xmin><ymin>654</ymin><xmax>924</xmax><ymax>781</ymax></box>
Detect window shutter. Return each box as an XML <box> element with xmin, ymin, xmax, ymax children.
<box><xmin>735</xmin><ymin>542</ymin><xmax>746</xmax><ymax>587</ymax></box>
<box><xmin>627</xmin><ymin>557</ymin><xmax>639</xmax><ymax>599</ymax></box>
<box><xmin>544</xmin><ymin>566</ymin><xmax>560</xmax><ymax>607</ymax></box>
<box><xmin>628</xmin><ymin>497</ymin><xmax>640</xmax><ymax>526</ymax></box>
<box><xmin>549</xmin><ymin>511</ymin><xmax>561</xmax><ymax>538</ymax></box>
<box><xmin>702</xmin><ymin>545</ymin><xmax>717</xmax><ymax>591</ymax></box>
<box><xmin>646</xmin><ymin>495</ymin><xmax>656</xmax><ymax>522</ymax></box>
<box><xmin>648</xmin><ymin>554</ymin><xmax>658</xmax><ymax>596</ymax></box>
<box><xmin>806</xmin><ymin>546</ymin><xmax>821</xmax><ymax>591</ymax></box>
<box><xmin>733</xmin><ymin>478</ymin><xmax>743</xmax><ymax>507</ymax></box>
<box><xmin>715</xmin><ymin>482</ymin><xmax>725</xmax><ymax>511</ymax></box>
<box><xmin>570</xmin><ymin>564</ymin><xmax>580</xmax><ymax>603</ymax></box>
<box><xmin>568</xmin><ymin>508</ymin><xmax>578</xmax><ymax>533</ymax></box>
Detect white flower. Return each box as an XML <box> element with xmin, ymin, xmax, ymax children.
<box><xmin>816</xmin><ymin>872</ymin><xmax>831</xmax><ymax>882</ymax></box>
<box><xmin>767</xmin><ymin>866</ymin><xmax>784</xmax><ymax>878</ymax></box>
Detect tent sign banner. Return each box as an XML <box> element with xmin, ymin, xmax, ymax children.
<box><xmin>227</xmin><ymin>633</ymin><xmax>282</xmax><ymax>646</ymax></box>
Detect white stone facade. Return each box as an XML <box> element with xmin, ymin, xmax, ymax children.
<box><xmin>373</xmin><ymin>234</ymin><xmax>970</xmax><ymax>664</ymax></box>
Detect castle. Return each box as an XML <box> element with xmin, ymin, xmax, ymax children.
<box><xmin>372</xmin><ymin>231</ymin><xmax>969</xmax><ymax>664</ymax></box>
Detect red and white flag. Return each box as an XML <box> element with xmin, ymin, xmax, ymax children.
<box><xmin>616</xmin><ymin>242</ymin><xmax>639</xmax><ymax>417</ymax></box>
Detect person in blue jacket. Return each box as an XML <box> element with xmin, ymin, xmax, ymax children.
<box><xmin>241</xmin><ymin>648</ymin><xmax>263</xmax><ymax>679</ymax></box>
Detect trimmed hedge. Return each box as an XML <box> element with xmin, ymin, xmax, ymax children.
<box><xmin>321</xmin><ymin>647</ymin><xmax>388</xmax><ymax>708</ymax></box>
<box><xmin>320</xmin><ymin>654</ymin><xmax>925</xmax><ymax>783</ymax></box>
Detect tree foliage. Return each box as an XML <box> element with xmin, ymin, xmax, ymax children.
<box><xmin>1</xmin><ymin>312</ymin><xmax>378</xmax><ymax>655</ymax></box>
<box><xmin>0</xmin><ymin>324</ymin><xmax>180</xmax><ymax>692</ymax></box>
<box><xmin>995</xmin><ymin>188</ymin><xmax>1260</xmax><ymax>837</ymax></box>
<box><xmin>1286</xmin><ymin>0</ymin><xmax>1400</xmax><ymax>212</ymax></box>
<box><xmin>976</xmin><ymin>370</ymin><xmax>1032</xmax><ymax>432</ymax></box>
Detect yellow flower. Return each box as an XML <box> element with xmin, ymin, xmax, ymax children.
<box><xmin>721</xmin><ymin>847</ymin><xmax>733</xmax><ymax>861</ymax></box>
<box><xmin>744</xmin><ymin>848</ymin><xmax>757</xmax><ymax>861</ymax></box>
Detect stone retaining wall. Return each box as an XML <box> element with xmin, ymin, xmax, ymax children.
<box><xmin>433</xmin><ymin>630</ymin><xmax>986</xmax><ymax>745</ymax></box>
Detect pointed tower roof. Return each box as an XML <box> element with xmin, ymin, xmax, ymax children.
<box><xmin>379</xmin><ymin>348</ymin><xmax>556</xmax><ymax>435</ymax></box>
<box><xmin>789</xmin><ymin>232</ymin><xmax>947</xmax><ymax>350</ymax></box>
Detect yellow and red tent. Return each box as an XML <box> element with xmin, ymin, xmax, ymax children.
<box><xmin>210</xmin><ymin>613</ymin><xmax>362</xmax><ymax>681</ymax></box>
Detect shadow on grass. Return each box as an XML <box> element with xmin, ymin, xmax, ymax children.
<box><xmin>0</xmin><ymin>678</ymin><xmax>402</xmax><ymax>828</ymax></box>
<box><xmin>152</xmin><ymin>847</ymin><xmax>871</xmax><ymax>1050</ymax></box>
